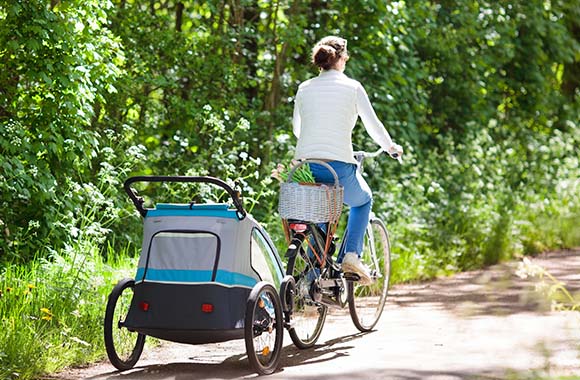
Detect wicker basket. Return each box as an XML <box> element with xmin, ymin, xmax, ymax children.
<box><xmin>278</xmin><ymin>160</ymin><xmax>344</xmax><ymax>224</ymax></box>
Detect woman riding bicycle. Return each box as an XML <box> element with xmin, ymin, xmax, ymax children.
<box><xmin>292</xmin><ymin>35</ymin><xmax>403</xmax><ymax>284</ymax></box>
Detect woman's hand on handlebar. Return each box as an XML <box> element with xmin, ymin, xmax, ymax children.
<box><xmin>387</xmin><ymin>144</ymin><xmax>403</xmax><ymax>162</ymax></box>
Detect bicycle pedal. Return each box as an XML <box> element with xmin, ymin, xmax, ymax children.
<box><xmin>329</xmin><ymin>269</ymin><xmax>342</xmax><ymax>279</ymax></box>
<box><xmin>343</xmin><ymin>272</ymin><xmax>361</xmax><ymax>281</ymax></box>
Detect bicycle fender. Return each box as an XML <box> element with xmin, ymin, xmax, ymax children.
<box><xmin>285</xmin><ymin>236</ymin><xmax>305</xmax><ymax>259</ymax></box>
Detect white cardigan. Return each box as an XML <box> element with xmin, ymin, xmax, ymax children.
<box><xmin>292</xmin><ymin>69</ymin><xmax>394</xmax><ymax>164</ymax></box>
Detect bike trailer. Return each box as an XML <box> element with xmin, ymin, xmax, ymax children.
<box><xmin>122</xmin><ymin>176</ymin><xmax>285</xmax><ymax>345</ymax></box>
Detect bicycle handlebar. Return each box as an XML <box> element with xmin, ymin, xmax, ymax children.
<box><xmin>353</xmin><ymin>148</ymin><xmax>403</xmax><ymax>164</ymax></box>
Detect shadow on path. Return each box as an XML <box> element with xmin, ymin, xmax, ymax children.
<box><xmin>390</xmin><ymin>249</ymin><xmax>580</xmax><ymax>317</ymax></box>
<box><xmin>279</xmin><ymin>331</ymin><xmax>371</xmax><ymax>368</ymax></box>
<box><xmin>76</xmin><ymin>331</ymin><xmax>373</xmax><ymax>380</ymax></box>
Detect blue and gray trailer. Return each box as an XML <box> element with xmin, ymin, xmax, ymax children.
<box><xmin>122</xmin><ymin>176</ymin><xmax>285</xmax><ymax>344</ymax></box>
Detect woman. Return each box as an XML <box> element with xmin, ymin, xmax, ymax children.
<box><xmin>292</xmin><ymin>36</ymin><xmax>403</xmax><ymax>284</ymax></box>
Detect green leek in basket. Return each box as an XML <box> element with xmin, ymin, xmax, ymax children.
<box><xmin>271</xmin><ymin>162</ymin><xmax>316</xmax><ymax>184</ymax></box>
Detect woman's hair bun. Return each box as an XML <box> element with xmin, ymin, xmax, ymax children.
<box><xmin>311</xmin><ymin>36</ymin><xmax>347</xmax><ymax>70</ymax></box>
<box><xmin>313</xmin><ymin>45</ymin><xmax>338</xmax><ymax>70</ymax></box>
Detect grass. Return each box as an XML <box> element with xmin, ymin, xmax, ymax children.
<box><xmin>516</xmin><ymin>256</ymin><xmax>580</xmax><ymax>311</ymax></box>
<box><xmin>0</xmin><ymin>240</ymin><xmax>137</xmax><ymax>380</ymax></box>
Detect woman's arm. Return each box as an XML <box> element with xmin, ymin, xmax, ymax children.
<box><xmin>356</xmin><ymin>84</ymin><xmax>394</xmax><ymax>151</ymax></box>
<box><xmin>292</xmin><ymin>92</ymin><xmax>301</xmax><ymax>138</ymax></box>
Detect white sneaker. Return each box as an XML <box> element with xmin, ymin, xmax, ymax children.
<box><xmin>341</xmin><ymin>252</ymin><xmax>372</xmax><ymax>285</ymax></box>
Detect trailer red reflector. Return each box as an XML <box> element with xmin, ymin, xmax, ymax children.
<box><xmin>201</xmin><ymin>303</ymin><xmax>214</xmax><ymax>313</ymax></box>
<box><xmin>139</xmin><ymin>301</ymin><xmax>150</xmax><ymax>311</ymax></box>
<box><xmin>289</xmin><ymin>223</ymin><xmax>307</xmax><ymax>232</ymax></box>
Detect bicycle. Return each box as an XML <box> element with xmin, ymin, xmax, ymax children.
<box><xmin>279</xmin><ymin>148</ymin><xmax>399</xmax><ymax>349</ymax></box>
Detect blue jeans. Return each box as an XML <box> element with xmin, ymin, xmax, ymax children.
<box><xmin>310</xmin><ymin>161</ymin><xmax>372</xmax><ymax>261</ymax></box>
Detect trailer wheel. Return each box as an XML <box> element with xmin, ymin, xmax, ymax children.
<box><xmin>104</xmin><ymin>278</ymin><xmax>145</xmax><ymax>371</ymax></box>
<box><xmin>244</xmin><ymin>281</ymin><xmax>284</xmax><ymax>375</ymax></box>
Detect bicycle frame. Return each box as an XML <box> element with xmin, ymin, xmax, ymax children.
<box><xmin>284</xmin><ymin>148</ymin><xmax>398</xmax><ymax>301</ymax></box>
<box><xmin>282</xmin><ymin>148</ymin><xmax>398</xmax><ymax>341</ymax></box>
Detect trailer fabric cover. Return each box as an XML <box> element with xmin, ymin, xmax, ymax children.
<box><xmin>124</xmin><ymin>205</ymin><xmax>283</xmax><ymax>342</ymax></box>
<box><xmin>135</xmin><ymin>212</ymin><xmax>258</xmax><ymax>287</ymax></box>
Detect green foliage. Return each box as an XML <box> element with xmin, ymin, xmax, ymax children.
<box><xmin>0</xmin><ymin>0</ymin><xmax>579</xmax><ymax>376</ymax></box>
<box><xmin>0</xmin><ymin>0</ymin><xmax>127</xmax><ymax>259</ymax></box>
<box><xmin>0</xmin><ymin>0</ymin><xmax>577</xmax><ymax>271</ymax></box>
<box><xmin>384</xmin><ymin>122</ymin><xmax>580</xmax><ymax>283</ymax></box>
<box><xmin>0</xmin><ymin>0</ymin><xmax>578</xmax><ymax>274</ymax></box>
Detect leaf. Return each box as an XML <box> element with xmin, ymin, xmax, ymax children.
<box><xmin>26</xmin><ymin>38</ymin><xmax>40</xmax><ymax>51</ymax></box>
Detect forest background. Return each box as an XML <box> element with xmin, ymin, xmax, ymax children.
<box><xmin>1</xmin><ymin>0</ymin><xmax>579</xmax><ymax>379</ymax></box>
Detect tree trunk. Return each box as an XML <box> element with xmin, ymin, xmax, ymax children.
<box><xmin>258</xmin><ymin>1</ymin><xmax>304</xmax><ymax>163</ymax></box>
<box><xmin>229</xmin><ymin>0</ymin><xmax>243</xmax><ymax>64</ymax></box>
<box><xmin>264</xmin><ymin>1</ymin><xmax>301</xmax><ymax>112</ymax></box>
<box><xmin>243</xmin><ymin>1</ymin><xmax>259</xmax><ymax>100</ymax></box>
<box><xmin>562</xmin><ymin>21</ymin><xmax>580</xmax><ymax>99</ymax></box>
<box><xmin>175</xmin><ymin>2</ymin><xmax>184</xmax><ymax>32</ymax></box>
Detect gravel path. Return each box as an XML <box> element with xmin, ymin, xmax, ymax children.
<box><xmin>48</xmin><ymin>249</ymin><xmax>580</xmax><ymax>380</ymax></box>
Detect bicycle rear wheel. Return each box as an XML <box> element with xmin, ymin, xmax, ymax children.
<box><xmin>347</xmin><ymin>218</ymin><xmax>391</xmax><ymax>332</ymax></box>
<box><xmin>286</xmin><ymin>237</ymin><xmax>327</xmax><ymax>349</ymax></box>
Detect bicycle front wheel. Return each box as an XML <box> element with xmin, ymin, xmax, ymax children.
<box><xmin>347</xmin><ymin>218</ymin><xmax>391</xmax><ymax>331</ymax></box>
<box><xmin>286</xmin><ymin>238</ymin><xmax>327</xmax><ymax>349</ymax></box>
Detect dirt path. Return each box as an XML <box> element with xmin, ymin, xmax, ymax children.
<box><xmin>49</xmin><ymin>249</ymin><xmax>580</xmax><ymax>380</ymax></box>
